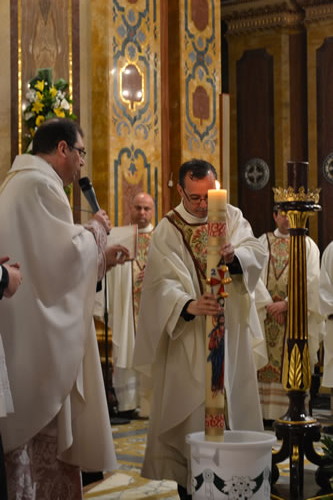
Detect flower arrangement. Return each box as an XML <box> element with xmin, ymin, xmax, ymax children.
<box><xmin>23</xmin><ymin>68</ymin><xmax>76</xmax><ymax>151</ymax></box>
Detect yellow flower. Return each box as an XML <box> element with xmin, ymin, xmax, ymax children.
<box><xmin>35</xmin><ymin>80</ymin><xmax>45</xmax><ymax>92</ymax></box>
<box><xmin>32</xmin><ymin>101</ymin><xmax>44</xmax><ymax>113</ymax></box>
<box><xmin>54</xmin><ymin>108</ymin><xmax>65</xmax><ymax>118</ymax></box>
<box><xmin>50</xmin><ymin>86</ymin><xmax>58</xmax><ymax>98</ymax></box>
<box><xmin>36</xmin><ymin>115</ymin><xmax>45</xmax><ymax>127</ymax></box>
<box><xmin>36</xmin><ymin>91</ymin><xmax>43</xmax><ymax>100</ymax></box>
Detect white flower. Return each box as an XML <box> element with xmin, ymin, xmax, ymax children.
<box><xmin>26</xmin><ymin>89</ymin><xmax>37</xmax><ymax>102</ymax></box>
<box><xmin>60</xmin><ymin>98</ymin><xmax>70</xmax><ymax>110</ymax></box>
<box><xmin>23</xmin><ymin>112</ymin><xmax>35</xmax><ymax>121</ymax></box>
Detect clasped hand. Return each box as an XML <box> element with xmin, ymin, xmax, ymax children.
<box><xmin>266</xmin><ymin>300</ymin><xmax>287</xmax><ymax>325</ymax></box>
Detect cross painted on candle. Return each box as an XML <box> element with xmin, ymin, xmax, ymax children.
<box><xmin>208</xmin><ymin>265</ymin><xmax>231</xmax><ymax>297</ymax></box>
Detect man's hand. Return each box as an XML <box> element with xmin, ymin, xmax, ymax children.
<box><xmin>2</xmin><ymin>262</ymin><xmax>22</xmax><ymax>298</ymax></box>
<box><xmin>220</xmin><ymin>243</ymin><xmax>235</xmax><ymax>264</ymax></box>
<box><xmin>266</xmin><ymin>300</ymin><xmax>287</xmax><ymax>325</ymax></box>
<box><xmin>93</xmin><ymin>209</ymin><xmax>111</xmax><ymax>234</ymax></box>
<box><xmin>105</xmin><ymin>245</ymin><xmax>129</xmax><ymax>269</ymax></box>
<box><xmin>186</xmin><ymin>293</ymin><xmax>223</xmax><ymax>317</ymax></box>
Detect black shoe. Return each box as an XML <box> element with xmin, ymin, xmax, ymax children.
<box><xmin>117</xmin><ymin>409</ymin><xmax>147</xmax><ymax>420</ymax></box>
<box><xmin>177</xmin><ymin>484</ymin><xmax>192</xmax><ymax>500</ymax></box>
<box><xmin>110</xmin><ymin>415</ymin><xmax>130</xmax><ymax>425</ymax></box>
<box><xmin>117</xmin><ymin>409</ymin><xmax>136</xmax><ymax>420</ymax></box>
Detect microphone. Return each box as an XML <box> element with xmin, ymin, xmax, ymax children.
<box><xmin>79</xmin><ymin>176</ymin><xmax>103</xmax><ymax>292</ymax></box>
<box><xmin>79</xmin><ymin>177</ymin><xmax>100</xmax><ymax>213</ymax></box>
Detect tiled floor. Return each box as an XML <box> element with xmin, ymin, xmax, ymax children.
<box><xmin>83</xmin><ymin>418</ymin><xmax>178</xmax><ymax>499</ymax></box>
<box><xmin>83</xmin><ymin>403</ymin><xmax>333</xmax><ymax>500</ymax></box>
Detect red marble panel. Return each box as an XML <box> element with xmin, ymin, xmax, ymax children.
<box><xmin>191</xmin><ymin>0</ymin><xmax>209</xmax><ymax>32</ymax></box>
<box><xmin>193</xmin><ymin>85</ymin><xmax>210</xmax><ymax>124</ymax></box>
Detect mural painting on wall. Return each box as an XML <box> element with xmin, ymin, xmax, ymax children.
<box><xmin>183</xmin><ymin>0</ymin><xmax>220</xmax><ymax>163</ymax></box>
<box><xmin>111</xmin><ymin>0</ymin><xmax>160</xmax><ymax>225</ymax></box>
<box><xmin>17</xmin><ymin>0</ymin><xmax>72</xmax><ymax>155</ymax></box>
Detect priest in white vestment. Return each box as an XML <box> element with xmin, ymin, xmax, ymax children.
<box><xmin>133</xmin><ymin>159</ymin><xmax>268</xmax><ymax>499</ymax></box>
<box><xmin>0</xmin><ymin>118</ymin><xmax>128</xmax><ymax>499</ymax></box>
<box><xmin>95</xmin><ymin>192</ymin><xmax>155</xmax><ymax>418</ymax></box>
<box><xmin>319</xmin><ymin>242</ymin><xmax>333</xmax><ymax>396</ymax></box>
<box><xmin>0</xmin><ymin>256</ymin><xmax>22</xmax><ymax>499</ymax></box>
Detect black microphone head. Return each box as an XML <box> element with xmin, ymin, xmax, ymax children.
<box><xmin>79</xmin><ymin>176</ymin><xmax>92</xmax><ymax>192</ymax></box>
<box><xmin>79</xmin><ymin>176</ymin><xmax>100</xmax><ymax>213</ymax></box>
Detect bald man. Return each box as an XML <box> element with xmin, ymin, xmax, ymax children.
<box><xmin>95</xmin><ymin>192</ymin><xmax>155</xmax><ymax>419</ymax></box>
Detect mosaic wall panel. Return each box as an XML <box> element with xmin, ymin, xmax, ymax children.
<box><xmin>110</xmin><ymin>0</ymin><xmax>161</xmax><ymax>225</ymax></box>
<box><xmin>180</xmin><ymin>0</ymin><xmax>221</xmax><ymax>168</ymax></box>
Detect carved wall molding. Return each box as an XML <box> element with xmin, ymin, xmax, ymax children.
<box><xmin>222</xmin><ymin>1</ymin><xmax>304</xmax><ymax>34</ymax></box>
<box><xmin>222</xmin><ymin>0</ymin><xmax>333</xmax><ymax>34</ymax></box>
<box><xmin>297</xmin><ymin>0</ymin><xmax>333</xmax><ymax>6</ymax></box>
<box><xmin>224</xmin><ymin>12</ymin><xmax>303</xmax><ymax>34</ymax></box>
<box><xmin>302</xmin><ymin>4</ymin><xmax>333</xmax><ymax>24</ymax></box>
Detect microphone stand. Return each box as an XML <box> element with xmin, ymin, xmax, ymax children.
<box><xmin>103</xmin><ymin>274</ymin><xmax>129</xmax><ymax>426</ymax></box>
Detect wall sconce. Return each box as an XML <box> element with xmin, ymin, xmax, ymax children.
<box><xmin>120</xmin><ymin>63</ymin><xmax>144</xmax><ymax>110</ymax></box>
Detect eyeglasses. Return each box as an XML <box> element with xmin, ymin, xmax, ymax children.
<box><xmin>183</xmin><ymin>188</ymin><xmax>208</xmax><ymax>205</ymax></box>
<box><xmin>71</xmin><ymin>146</ymin><xmax>87</xmax><ymax>159</ymax></box>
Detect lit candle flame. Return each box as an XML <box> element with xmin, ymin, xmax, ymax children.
<box><xmin>215</xmin><ymin>180</ymin><xmax>220</xmax><ymax>190</ymax></box>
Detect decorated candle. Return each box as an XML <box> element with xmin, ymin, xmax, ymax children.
<box><xmin>205</xmin><ymin>185</ymin><xmax>229</xmax><ymax>442</ymax></box>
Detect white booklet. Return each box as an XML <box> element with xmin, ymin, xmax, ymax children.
<box><xmin>107</xmin><ymin>224</ymin><xmax>138</xmax><ymax>260</ymax></box>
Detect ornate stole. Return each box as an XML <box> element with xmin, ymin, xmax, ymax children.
<box><xmin>258</xmin><ymin>232</ymin><xmax>289</xmax><ymax>383</ymax></box>
<box><xmin>132</xmin><ymin>231</ymin><xmax>153</xmax><ymax>328</ymax></box>
<box><xmin>166</xmin><ymin>209</ymin><xmax>207</xmax><ymax>294</ymax></box>
<box><xmin>266</xmin><ymin>232</ymin><xmax>289</xmax><ymax>301</ymax></box>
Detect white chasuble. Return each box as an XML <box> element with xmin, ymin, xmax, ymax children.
<box><xmin>134</xmin><ymin>202</ymin><xmax>267</xmax><ymax>487</ymax></box>
<box><xmin>94</xmin><ymin>224</ymin><xmax>154</xmax><ymax>412</ymax></box>
<box><xmin>320</xmin><ymin>241</ymin><xmax>333</xmax><ymax>388</ymax></box>
<box><xmin>0</xmin><ymin>155</ymin><xmax>117</xmax><ymax>471</ymax></box>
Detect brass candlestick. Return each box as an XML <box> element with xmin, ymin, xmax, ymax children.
<box><xmin>271</xmin><ymin>161</ymin><xmax>328</xmax><ymax>499</ymax></box>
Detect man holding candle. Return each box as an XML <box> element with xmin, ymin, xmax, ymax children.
<box><xmin>134</xmin><ymin>159</ymin><xmax>268</xmax><ymax>499</ymax></box>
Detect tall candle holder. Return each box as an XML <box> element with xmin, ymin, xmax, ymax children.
<box><xmin>271</xmin><ymin>161</ymin><xmax>329</xmax><ymax>498</ymax></box>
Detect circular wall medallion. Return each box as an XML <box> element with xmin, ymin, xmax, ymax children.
<box><xmin>243</xmin><ymin>158</ymin><xmax>270</xmax><ymax>191</ymax></box>
<box><xmin>323</xmin><ymin>153</ymin><xmax>333</xmax><ymax>184</ymax></box>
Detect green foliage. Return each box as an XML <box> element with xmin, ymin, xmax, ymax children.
<box><xmin>321</xmin><ymin>434</ymin><xmax>333</xmax><ymax>461</ymax></box>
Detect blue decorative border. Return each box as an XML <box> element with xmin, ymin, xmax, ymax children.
<box><xmin>114</xmin><ymin>146</ymin><xmax>152</xmax><ymax>225</ymax></box>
